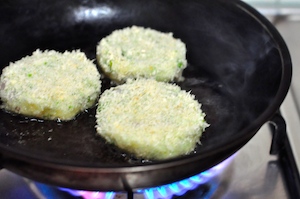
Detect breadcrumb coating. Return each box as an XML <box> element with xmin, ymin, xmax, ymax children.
<box><xmin>0</xmin><ymin>49</ymin><xmax>101</xmax><ymax>121</ymax></box>
<box><xmin>96</xmin><ymin>26</ymin><xmax>187</xmax><ymax>83</ymax></box>
<box><xmin>96</xmin><ymin>79</ymin><xmax>208</xmax><ymax>160</ymax></box>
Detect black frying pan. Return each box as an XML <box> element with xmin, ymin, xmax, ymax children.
<box><xmin>0</xmin><ymin>0</ymin><xmax>292</xmax><ymax>191</ymax></box>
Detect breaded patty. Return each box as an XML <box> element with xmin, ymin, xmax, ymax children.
<box><xmin>0</xmin><ymin>49</ymin><xmax>101</xmax><ymax>121</ymax></box>
<box><xmin>96</xmin><ymin>26</ymin><xmax>187</xmax><ymax>83</ymax></box>
<box><xmin>95</xmin><ymin>79</ymin><xmax>208</xmax><ymax>160</ymax></box>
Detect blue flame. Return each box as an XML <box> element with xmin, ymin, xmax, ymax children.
<box><xmin>59</xmin><ymin>188</ymin><xmax>115</xmax><ymax>199</ymax></box>
<box><xmin>139</xmin><ymin>156</ymin><xmax>234</xmax><ymax>199</ymax></box>
<box><xmin>58</xmin><ymin>155</ymin><xmax>234</xmax><ymax>199</ymax></box>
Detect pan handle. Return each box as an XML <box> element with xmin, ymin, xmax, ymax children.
<box><xmin>269</xmin><ymin>111</ymin><xmax>286</xmax><ymax>155</ymax></box>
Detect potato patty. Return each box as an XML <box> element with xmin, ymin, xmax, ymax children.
<box><xmin>95</xmin><ymin>79</ymin><xmax>208</xmax><ymax>160</ymax></box>
<box><xmin>96</xmin><ymin>26</ymin><xmax>187</xmax><ymax>83</ymax></box>
<box><xmin>0</xmin><ymin>49</ymin><xmax>101</xmax><ymax>121</ymax></box>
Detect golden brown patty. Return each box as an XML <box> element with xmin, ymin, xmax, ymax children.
<box><xmin>0</xmin><ymin>49</ymin><xmax>101</xmax><ymax>121</ymax></box>
<box><xmin>96</xmin><ymin>26</ymin><xmax>187</xmax><ymax>83</ymax></box>
<box><xmin>95</xmin><ymin>79</ymin><xmax>209</xmax><ymax>160</ymax></box>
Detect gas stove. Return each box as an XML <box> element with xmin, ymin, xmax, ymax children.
<box><xmin>1</xmin><ymin>2</ymin><xmax>300</xmax><ymax>199</ymax></box>
<box><xmin>0</xmin><ymin>121</ymin><xmax>294</xmax><ymax>199</ymax></box>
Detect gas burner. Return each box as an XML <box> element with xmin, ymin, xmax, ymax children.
<box><xmin>137</xmin><ymin>155</ymin><xmax>233</xmax><ymax>199</ymax></box>
<box><xmin>59</xmin><ymin>188</ymin><xmax>115</xmax><ymax>199</ymax></box>
<box><xmin>29</xmin><ymin>155</ymin><xmax>234</xmax><ymax>199</ymax></box>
